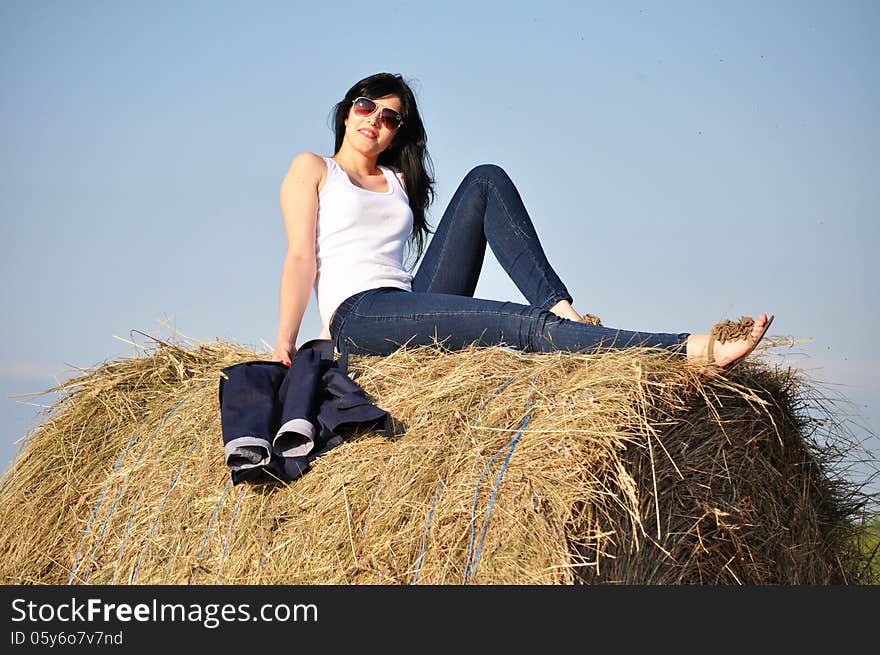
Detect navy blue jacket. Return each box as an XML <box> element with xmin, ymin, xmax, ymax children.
<box><xmin>218</xmin><ymin>338</ymin><xmax>395</xmax><ymax>484</ymax></box>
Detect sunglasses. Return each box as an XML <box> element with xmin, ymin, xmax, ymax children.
<box><xmin>351</xmin><ymin>96</ymin><xmax>404</xmax><ymax>131</ymax></box>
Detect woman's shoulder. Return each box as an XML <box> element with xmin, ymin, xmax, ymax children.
<box><xmin>289</xmin><ymin>151</ymin><xmax>328</xmax><ymax>172</ymax></box>
<box><xmin>283</xmin><ymin>152</ymin><xmax>329</xmax><ymax>192</ymax></box>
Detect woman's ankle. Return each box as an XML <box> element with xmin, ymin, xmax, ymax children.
<box><xmin>549</xmin><ymin>299</ymin><xmax>581</xmax><ymax>321</ymax></box>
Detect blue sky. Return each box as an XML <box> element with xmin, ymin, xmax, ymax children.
<box><xmin>2</xmin><ymin>0</ymin><xmax>878</xmax><ymax>492</ymax></box>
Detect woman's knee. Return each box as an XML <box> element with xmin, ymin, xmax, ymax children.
<box><xmin>464</xmin><ymin>163</ymin><xmax>510</xmax><ymax>184</ymax></box>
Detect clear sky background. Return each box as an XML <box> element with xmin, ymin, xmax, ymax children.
<box><xmin>2</xmin><ymin>0</ymin><xmax>878</xmax><ymax>493</ymax></box>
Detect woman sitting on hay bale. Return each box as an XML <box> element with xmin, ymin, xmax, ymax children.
<box><xmin>270</xmin><ymin>72</ymin><xmax>772</xmax><ymax>370</ymax></box>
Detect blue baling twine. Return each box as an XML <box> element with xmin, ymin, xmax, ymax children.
<box><xmin>74</xmin><ymin>425</ymin><xmax>163</xmax><ymax>584</ymax></box>
<box><xmin>112</xmin><ymin>438</ymin><xmax>176</xmax><ymax>584</ymax></box>
<box><xmin>468</xmin><ymin>413</ymin><xmax>532</xmax><ymax>583</ymax></box>
<box><xmin>361</xmin><ymin>463</ymin><xmax>390</xmax><ymax>537</ymax></box>
<box><xmin>410</xmin><ymin>477</ymin><xmax>445</xmax><ymax>584</ymax></box>
<box><xmin>112</xmin><ymin>486</ymin><xmax>147</xmax><ymax>584</ymax></box>
<box><xmin>410</xmin><ymin>372</ymin><xmax>524</xmax><ymax>584</ymax></box>
<box><xmin>163</xmin><ymin>416</ymin><xmax>218</xmax><ymax>583</ymax></box>
<box><xmin>215</xmin><ymin>485</ymin><xmax>248</xmax><ymax>583</ymax></box>
<box><xmin>66</xmin><ymin>433</ymin><xmax>138</xmax><ymax>584</ymax></box>
<box><xmin>197</xmin><ymin>478</ymin><xmax>232</xmax><ymax>563</ymax></box>
<box><xmin>76</xmin><ymin>477</ymin><xmax>137</xmax><ymax>584</ymax></box>
<box><xmin>462</xmin><ymin>447</ymin><xmax>506</xmax><ymax>584</ymax></box>
<box><xmin>109</xmin><ymin>433</ymin><xmax>177</xmax><ymax>584</ymax></box>
<box><xmin>410</xmin><ymin>370</ymin><xmax>529</xmax><ymax>585</ymax></box>
<box><xmin>462</xmin><ymin>373</ymin><xmax>538</xmax><ymax>585</ymax></box>
<box><xmin>130</xmin><ymin>413</ymin><xmax>212</xmax><ymax>583</ymax></box>
<box><xmin>76</xmin><ymin>382</ymin><xmax>209</xmax><ymax>584</ymax></box>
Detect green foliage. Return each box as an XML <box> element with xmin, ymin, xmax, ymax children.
<box><xmin>856</xmin><ymin>513</ymin><xmax>880</xmax><ymax>584</ymax></box>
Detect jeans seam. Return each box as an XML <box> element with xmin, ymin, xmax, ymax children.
<box><xmin>353</xmin><ymin>310</ymin><xmax>521</xmax><ymax>321</ymax></box>
<box><xmin>348</xmin><ymin>308</ymin><xmax>595</xmax><ymax>325</ymax></box>
<box><xmin>485</xmin><ymin>178</ymin><xmax>566</xmax><ymax>309</ymax></box>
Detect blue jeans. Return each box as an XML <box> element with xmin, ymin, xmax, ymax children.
<box><xmin>329</xmin><ymin>164</ymin><xmax>690</xmax><ymax>360</ymax></box>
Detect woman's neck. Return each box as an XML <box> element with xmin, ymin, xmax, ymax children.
<box><xmin>333</xmin><ymin>143</ymin><xmax>382</xmax><ymax>177</ymax></box>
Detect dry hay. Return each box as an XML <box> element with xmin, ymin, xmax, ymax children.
<box><xmin>0</xmin><ymin>331</ymin><xmax>876</xmax><ymax>585</ymax></box>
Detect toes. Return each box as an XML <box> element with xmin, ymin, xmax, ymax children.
<box><xmin>752</xmin><ymin>313</ymin><xmax>769</xmax><ymax>339</ymax></box>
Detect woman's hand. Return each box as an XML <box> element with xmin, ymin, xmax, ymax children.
<box><xmin>271</xmin><ymin>344</ymin><xmax>295</xmax><ymax>366</ymax></box>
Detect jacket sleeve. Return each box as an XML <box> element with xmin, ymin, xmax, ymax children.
<box><xmin>218</xmin><ymin>362</ymin><xmax>286</xmax><ymax>475</ymax></box>
<box><xmin>316</xmin><ymin>366</ymin><xmax>395</xmax><ymax>439</ymax></box>
<box><xmin>273</xmin><ymin>347</ymin><xmax>322</xmax><ymax>458</ymax></box>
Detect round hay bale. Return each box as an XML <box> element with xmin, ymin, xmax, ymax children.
<box><xmin>0</xmin><ymin>333</ymin><xmax>875</xmax><ymax>584</ymax></box>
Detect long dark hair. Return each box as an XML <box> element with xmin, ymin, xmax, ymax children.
<box><xmin>330</xmin><ymin>72</ymin><xmax>435</xmax><ymax>270</ymax></box>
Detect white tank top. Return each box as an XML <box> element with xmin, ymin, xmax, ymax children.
<box><xmin>314</xmin><ymin>156</ymin><xmax>414</xmax><ymax>330</ymax></box>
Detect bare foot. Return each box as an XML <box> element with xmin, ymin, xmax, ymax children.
<box><xmin>549</xmin><ymin>299</ymin><xmax>583</xmax><ymax>322</ymax></box>
<box><xmin>549</xmin><ymin>299</ymin><xmax>603</xmax><ymax>325</ymax></box>
<box><xmin>686</xmin><ymin>313</ymin><xmax>772</xmax><ymax>368</ymax></box>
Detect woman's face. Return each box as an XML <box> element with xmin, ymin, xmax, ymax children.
<box><xmin>343</xmin><ymin>93</ymin><xmax>403</xmax><ymax>155</ymax></box>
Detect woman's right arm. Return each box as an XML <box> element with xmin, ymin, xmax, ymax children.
<box><xmin>271</xmin><ymin>152</ymin><xmax>324</xmax><ymax>364</ymax></box>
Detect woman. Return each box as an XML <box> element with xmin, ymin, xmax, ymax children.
<box><xmin>271</xmin><ymin>72</ymin><xmax>772</xmax><ymax>371</ymax></box>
